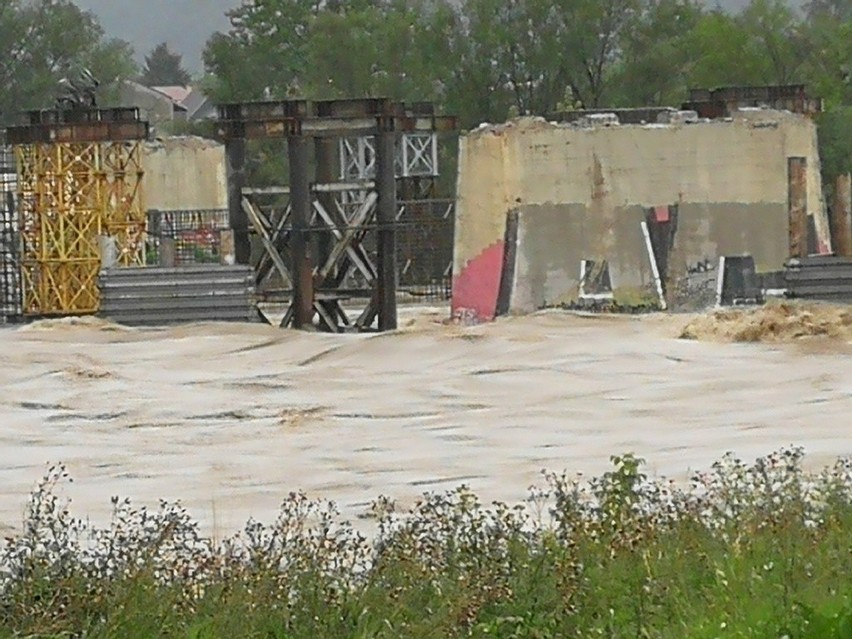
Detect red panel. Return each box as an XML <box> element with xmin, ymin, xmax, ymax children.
<box><xmin>654</xmin><ymin>206</ymin><xmax>670</xmax><ymax>223</ymax></box>
<box><xmin>451</xmin><ymin>240</ymin><xmax>506</xmax><ymax>323</ymax></box>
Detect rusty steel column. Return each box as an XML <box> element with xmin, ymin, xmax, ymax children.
<box><xmin>288</xmin><ymin>134</ymin><xmax>314</xmax><ymax>329</ymax></box>
<box><xmin>832</xmin><ymin>173</ymin><xmax>852</xmax><ymax>257</ymax></box>
<box><xmin>225</xmin><ymin>138</ymin><xmax>250</xmax><ymax>264</ymax></box>
<box><xmin>315</xmin><ymin>138</ymin><xmax>337</xmax><ymax>269</ymax></box>
<box><xmin>787</xmin><ymin>157</ymin><xmax>808</xmax><ymax>258</ymax></box>
<box><xmin>375</xmin><ymin>118</ymin><xmax>398</xmax><ymax>331</ymax></box>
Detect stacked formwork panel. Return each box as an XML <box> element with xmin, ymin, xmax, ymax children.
<box><xmin>6</xmin><ymin>108</ymin><xmax>148</xmax><ymax>316</ymax></box>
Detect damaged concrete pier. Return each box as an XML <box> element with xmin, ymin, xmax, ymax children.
<box><xmin>452</xmin><ymin>109</ymin><xmax>829</xmax><ymax>320</ymax></box>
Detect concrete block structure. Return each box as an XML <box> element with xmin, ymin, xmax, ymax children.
<box><xmin>143</xmin><ymin>136</ymin><xmax>228</xmax><ymax>211</ymax></box>
<box><xmin>452</xmin><ymin>110</ymin><xmax>829</xmax><ymax>320</ymax></box>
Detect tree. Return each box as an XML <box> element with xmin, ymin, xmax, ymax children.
<box><xmin>305</xmin><ymin>3</ymin><xmax>435</xmax><ymax>100</ymax></box>
<box><xmin>801</xmin><ymin>1</ymin><xmax>852</xmax><ymax>107</ymax></box>
<box><xmin>613</xmin><ymin>0</ymin><xmax>706</xmax><ymax>107</ymax></box>
<box><xmin>817</xmin><ymin>107</ymin><xmax>852</xmax><ymax>185</ymax></box>
<box><xmin>561</xmin><ymin>0</ymin><xmax>643</xmax><ymax>108</ymax></box>
<box><xmin>802</xmin><ymin>0</ymin><xmax>851</xmax><ymax>184</ymax></box>
<box><xmin>139</xmin><ymin>42</ymin><xmax>191</xmax><ymax>87</ymax></box>
<box><xmin>739</xmin><ymin>0</ymin><xmax>808</xmax><ymax>84</ymax></box>
<box><xmin>0</xmin><ymin>0</ymin><xmax>135</xmax><ymax>122</ymax></box>
<box><xmin>680</xmin><ymin>10</ymin><xmax>762</xmax><ymax>87</ymax></box>
<box><xmin>805</xmin><ymin>0</ymin><xmax>852</xmax><ymax>21</ymax></box>
<box><xmin>203</xmin><ymin>0</ymin><xmax>319</xmax><ymax>102</ymax></box>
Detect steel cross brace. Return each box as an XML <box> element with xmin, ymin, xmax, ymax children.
<box><xmin>304</xmin><ymin>193</ymin><xmax>380</xmax><ymax>332</ymax></box>
<box><xmin>246</xmin><ymin>191</ymin><xmax>380</xmax><ymax>332</ymax></box>
<box><xmin>255</xmin><ymin>204</ymin><xmax>293</xmax><ymax>288</ymax></box>
<box><xmin>313</xmin><ymin>192</ymin><xmax>378</xmax><ymax>283</ymax></box>
<box><xmin>242</xmin><ymin>197</ymin><xmax>292</xmax><ymax>288</ymax></box>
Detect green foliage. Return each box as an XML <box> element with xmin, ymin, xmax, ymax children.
<box><xmin>818</xmin><ymin>106</ymin><xmax>852</xmax><ymax>184</ymax></box>
<box><xmin>611</xmin><ymin>0</ymin><xmax>705</xmax><ymax>107</ymax></box>
<box><xmin>0</xmin><ymin>0</ymin><xmax>136</xmax><ymax>121</ymax></box>
<box><xmin>0</xmin><ymin>449</ymin><xmax>850</xmax><ymax>639</ymax></box>
<box><xmin>139</xmin><ymin>42</ymin><xmax>191</xmax><ymax>87</ymax></box>
<box><xmin>202</xmin><ymin>0</ymin><xmax>320</xmax><ymax>102</ymax></box>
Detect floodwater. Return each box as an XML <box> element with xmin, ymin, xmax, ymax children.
<box><xmin>1</xmin><ymin>307</ymin><xmax>850</xmax><ymax>535</ymax></box>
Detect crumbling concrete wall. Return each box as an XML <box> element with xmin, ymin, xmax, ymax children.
<box><xmin>143</xmin><ymin>136</ymin><xmax>228</xmax><ymax>211</ymax></box>
<box><xmin>452</xmin><ymin>110</ymin><xmax>828</xmax><ymax>319</ymax></box>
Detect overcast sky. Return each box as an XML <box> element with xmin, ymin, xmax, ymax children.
<box><xmin>72</xmin><ymin>0</ymin><xmax>804</xmax><ymax>75</ymax></box>
<box><xmin>73</xmin><ymin>0</ymin><xmax>237</xmax><ymax>73</ymax></box>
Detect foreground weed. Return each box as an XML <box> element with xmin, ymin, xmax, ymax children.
<box><xmin>1</xmin><ymin>448</ymin><xmax>849</xmax><ymax>639</ymax></box>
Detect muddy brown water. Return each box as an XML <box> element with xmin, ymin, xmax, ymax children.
<box><xmin>1</xmin><ymin>308</ymin><xmax>850</xmax><ymax>536</ymax></box>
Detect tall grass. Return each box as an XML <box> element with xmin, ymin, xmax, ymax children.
<box><xmin>1</xmin><ymin>447</ymin><xmax>850</xmax><ymax>639</ymax></box>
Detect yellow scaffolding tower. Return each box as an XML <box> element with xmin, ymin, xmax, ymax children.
<box><xmin>14</xmin><ymin>140</ymin><xmax>145</xmax><ymax>316</ymax></box>
<box><xmin>7</xmin><ymin>107</ymin><xmax>149</xmax><ymax>317</ymax></box>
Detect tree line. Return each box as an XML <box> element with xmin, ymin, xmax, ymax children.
<box><xmin>0</xmin><ymin>0</ymin><xmax>849</xmax><ymax>180</ymax></box>
<box><xmin>203</xmin><ymin>0</ymin><xmax>850</xmax><ymax>179</ymax></box>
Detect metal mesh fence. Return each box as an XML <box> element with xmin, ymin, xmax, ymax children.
<box><xmin>306</xmin><ymin>198</ymin><xmax>453</xmax><ymax>302</ymax></box>
<box><xmin>396</xmin><ymin>199</ymin><xmax>453</xmax><ymax>301</ymax></box>
<box><xmin>1</xmin><ymin>140</ymin><xmax>21</xmax><ymax>321</ymax></box>
<box><xmin>149</xmin><ymin>200</ymin><xmax>454</xmax><ymax>304</ymax></box>
<box><xmin>147</xmin><ymin>209</ymin><xmax>230</xmax><ymax>266</ymax></box>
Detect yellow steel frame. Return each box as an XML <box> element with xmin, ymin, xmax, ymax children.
<box><xmin>102</xmin><ymin>142</ymin><xmax>146</xmax><ymax>267</ymax></box>
<box><xmin>15</xmin><ymin>141</ymin><xmax>145</xmax><ymax>316</ymax></box>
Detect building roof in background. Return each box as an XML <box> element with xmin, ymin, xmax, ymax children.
<box><xmin>152</xmin><ymin>86</ymin><xmax>192</xmax><ymax>104</ymax></box>
<box><xmin>142</xmin><ymin>83</ymin><xmax>213</xmax><ymax>120</ymax></box>
<box><xmin>122</xmin><ymin>80</ymin><xmax>188</xmax><ymax>113</ymax></box>
<box><xmin>178</xmin><ymin>88</ymin><xmax>214</xmax><ymax>119</ymax></box>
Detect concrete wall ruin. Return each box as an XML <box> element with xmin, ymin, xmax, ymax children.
<box><xmin>452</xmin><ymin>110</ymin><xmax>829</xmax><ymax>320</ymax></box>
<box><xmin>143</xmin><ymin>136</ymin><xmax>228</xmax><ymax>211</ymax></box>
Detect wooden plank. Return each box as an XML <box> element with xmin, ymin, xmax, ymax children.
<box><xmin>788</xmin><ymin>157</ymin><xmax>808</xmax><ymax>258</ymax></box>
<box><xmin>832</xmin><ymin>173</ymin><xmax>851</xmax><ymax>257</ymax></box>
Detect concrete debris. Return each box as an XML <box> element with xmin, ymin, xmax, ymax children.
<box><xmin>679</xmin><ymin>302</ymin><xmax>852</xmax><ymax>343</ymax></box>
<box><xmin>145</xmin><ymin>135</ymin><xmax>223</xmax><ymax>152</ymax></box>
<box><xmin>468</xmin><ymin>116</ymin><xmax>564</xmax><ymax>137</ymax></box>
<box><xmin>576</xmin><ymin>113</ymin><xmax>620</xmax><ymax>128</ymax></box>
<box><xmin>466</xmin><ymin>109</ymin><xmax>804</xmax><ymax>139</ymax></box>
<box><xmin>656</xmin><ymin>110</ymin><xmax>700</xmax><ymax>125</ymax></box>
<box><xmin>671</xmin><ymin>270</ymin><xmax>718</xmax><ymax>312</ymax></box>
